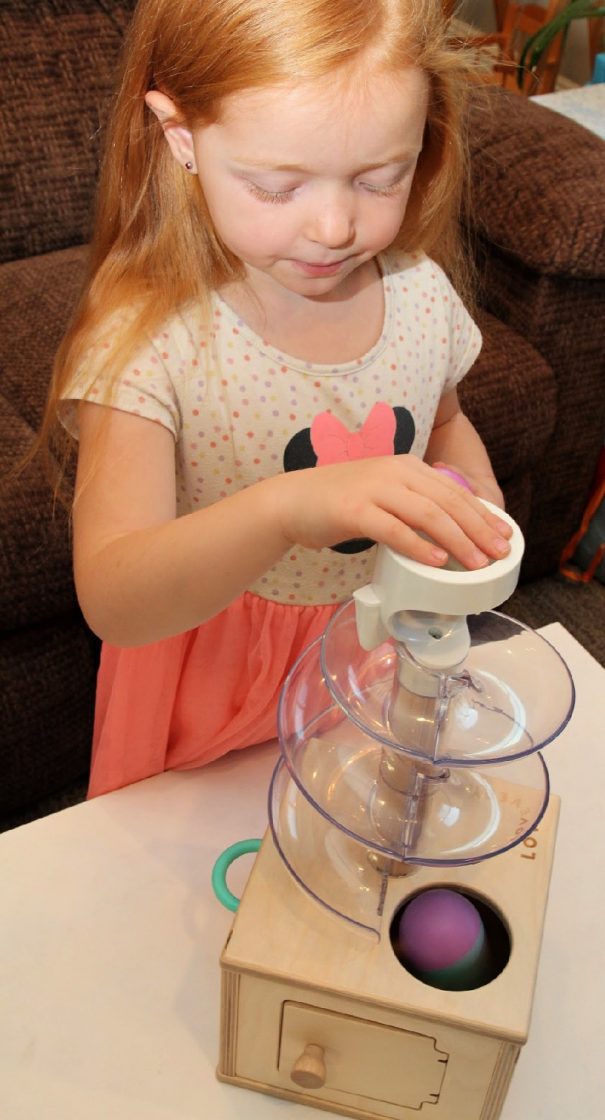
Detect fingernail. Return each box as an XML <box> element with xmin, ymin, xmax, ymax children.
<box><xmin>431</xmin><ymin>548</ymin><xmax>448</xmax><ymax>564</ymax></box>
<box><xmin>494</xmin><ymin>537</ymin><xmax>511</xmax><ymax>555</ymax></box>
<box><xmin>471</xmin><ymin>549</ymin><xmax>489</xmax><ymax>567</ymax></box>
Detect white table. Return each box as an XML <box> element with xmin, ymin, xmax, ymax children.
<box><xmin>1</xmin><ymin>623</ymin><xmax>603</xmax><ymax>1120</ymax></box>
<box><xmin>532</xmin><ymin>83</ymin><xmax>605</xmax><ymax>141</ymax></box>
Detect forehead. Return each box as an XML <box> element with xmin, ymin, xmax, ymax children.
<box><xmin>201</xmin><ymin>66</ymin><xmax>429</xmax><ymax>168</ymax></box>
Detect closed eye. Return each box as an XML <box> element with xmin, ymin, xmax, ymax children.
<box><xmin>244</xmin><ymin>165</ymin><xmax>415</xmax><ymax>203</ymax></box>
<box><xmin>245</xmin><ymin>182</ymin><xmax>295</xmax><ymax>204</ymax></box>
<box><xmin>359</xmin><ymin>168</ymin><xmax>414</xmax><ymax>196</ymax></box>
<box><xmin>360</xmin><ymin>181</ymin><xmax>404</xmax><ymax>196</ymax></box>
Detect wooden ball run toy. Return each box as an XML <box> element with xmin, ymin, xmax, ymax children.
<box><xmin>214</xmin><ymin>506</ymin><xmax>574</xmax><ymax>1120</ymax></box>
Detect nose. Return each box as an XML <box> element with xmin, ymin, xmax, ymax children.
<box><xmin>305</xmin><ymin>187</ymin><xmax>355</xmax><ymax>249</ymax></box>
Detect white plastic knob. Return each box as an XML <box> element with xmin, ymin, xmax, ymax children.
<box><xmin>353</xmin><ymin>502</ymin><xmax>524</xmax><ymax>654</ymax></box>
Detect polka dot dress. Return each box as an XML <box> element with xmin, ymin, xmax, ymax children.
<box><xmin>59</xmin><ymin>250</ymin><xmax>482</xmax><ymax>796</ymax></box>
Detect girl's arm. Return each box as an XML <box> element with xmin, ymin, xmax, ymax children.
<box><xmin>425</xmin><ymin>388</ymin><xmax>505</xmax><ymax>508</ymax></box>
<box><xmin>73</xmin><ymin>401</ymin><xmax>512</xmax><ymax>646</ymax></box>
<box><xmin>73</xmin><ymin>403</ymin><xmax>293</xmax><ymax>646</ymax></box>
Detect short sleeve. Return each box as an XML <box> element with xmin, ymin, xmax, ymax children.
<box><xmin>440</xmin><ymin>273</ymin><xmax>482</xmax><ymax>393</ymax></box>
<box><xmin>57</xmin><ymin>309</ymin><xmax>202</xmax><ymax>440</ymax></box>
<box><xmin>383</xmin><ymin>250</ymin><xmax>482</xmax><ymax>401</ymax></box>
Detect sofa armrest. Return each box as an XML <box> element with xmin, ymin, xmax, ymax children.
<box><xmin>466</xmin><ymin>87</ymin><xmax>605</xmax><ymax>280</ymax></box>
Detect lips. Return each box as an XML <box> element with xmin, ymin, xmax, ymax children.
<box><xmin>291</xmin><ymin>258</ymin><xmax>348</xmax><ymax>277</ymax></box>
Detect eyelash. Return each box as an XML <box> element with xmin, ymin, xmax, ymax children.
<box><xmin>361</xmin><ymin>179</ymin><xmax>406</xmax><ymax>197</ymax></box>
<box><xmin>245</xmin><ymin>175</ymin><xmax>408</xmax><ymax>205</ymax></box>
<box><xmin>246</xmin><ymin>183</ymin><xmax>293</xmax><ymax>204</ymax></box>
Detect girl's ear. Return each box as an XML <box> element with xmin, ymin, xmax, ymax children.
<box><xmin>145</xmin><ymin>90</ymin><xmax>197</xmax><ymax>173</ymax></box>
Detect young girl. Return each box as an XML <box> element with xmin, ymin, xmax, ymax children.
<box><xmin>49</xmin><ymin>0</ymin><xmax>512</xmax><ymax>797</ymax></box>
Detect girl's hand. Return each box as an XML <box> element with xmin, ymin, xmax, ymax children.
<box><xmin>272</xmin><ymin>455</ymin><xmax>512</xmax><ymax>570</ymax></box>
<box><xmin>432</xmin><ymin>460</ymin><xmax>505</xmax><ymax>510</ymax></box>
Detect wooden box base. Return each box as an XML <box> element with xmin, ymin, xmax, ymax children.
<box><xmin>217</xmin><ymin>796</ymin><xmax>559</xmax><ymax>1120</ymax></box>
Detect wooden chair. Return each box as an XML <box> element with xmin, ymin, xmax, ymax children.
<box><xmin>588</xmin><ymin>12</ymin><xmax>605</xmax><ymax>71</ymax></box>
<box><xmin>463</xmin><ymin>1</ymin><xmax>569</xmax><ymax>96</ymax></box>
<box><xmin>493</xmin><ymin>0</ymin><xmax>509</xmax><ymax>31</ymax></box>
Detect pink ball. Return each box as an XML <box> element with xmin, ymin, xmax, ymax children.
<box><xmin>434</xmin><ymin>465</ymin><xmax>473</xmax><ymax>492</ymax></box>
<box><xmin>397</xmin><ymin>889</ymin><xmax>483</xmax><ymax>973</ymax></box>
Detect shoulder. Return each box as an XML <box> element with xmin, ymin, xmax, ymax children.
<box><xmin>381</xmin><ymin>250</ymin><xmax>481</xmax><ymax>386</ymax></box>
<box><xmin>85</xmin><ymin>299</ymin><xmax>211</xmax><ymax>367</ymax></box>
<box><xmin>382</xmin><ymin>250</ymin><xmax>477</xmax><ymax>328</ymax></box>
<box><xmin>59</xmin><ymin>301</ymin><xmax>213</xmax><ymax>441</ymax></box>
<box><xmin>381</xmin><ymin>249</ymin><xmax>455</xmax><ymax>294</ymax></box>
<box><xmin>146</xmin><ymin>304</ymin><xmax>210</xmax><ymax>370</ymax></box>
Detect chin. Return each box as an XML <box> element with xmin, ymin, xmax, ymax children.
<box><xmin>274</xmin><ymin>272</ymin><xmax>345</xmax><ymax>297</ymax></box>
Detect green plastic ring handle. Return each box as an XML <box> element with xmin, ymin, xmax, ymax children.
<box><xmin>212</xmin><ymin>838</ymin><xmax>262</xmax><ymax>912</ymax></box>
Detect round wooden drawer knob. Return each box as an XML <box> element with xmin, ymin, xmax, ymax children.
<box><xmin>290</xmin><ymin>1043</ymin><xmax>327</xmax><ymax>1089</ymax></box>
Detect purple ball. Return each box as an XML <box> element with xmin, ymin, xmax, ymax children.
<box><xmin>397</xmin><ymin>889</ymin><xmax>483</xmax><ymax>973</ymax></box>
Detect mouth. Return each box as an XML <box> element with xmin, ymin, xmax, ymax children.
<box><xmin>290</xmin><ymin>258</ymin><xmax>349</xmax><ymax>277</ymax></box>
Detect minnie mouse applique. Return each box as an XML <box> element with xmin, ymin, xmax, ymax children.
<box><xmin>283</xmin><ymin>401</ymin><xmax>415</xmax><ymax>553</ymax></box>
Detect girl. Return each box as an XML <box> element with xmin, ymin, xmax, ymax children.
<box><xmin>48</xmin><ymin>0</ymin><xmax>512</xmax><ymax>797</ymax></box>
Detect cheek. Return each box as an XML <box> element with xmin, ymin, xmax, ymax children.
<box><xmin>366</xmin><ymin>201</ymin><xmax>409</xmax><ymax>246</ymax></box>
<box><xmin>201</xmin><ymin>185</ymin><xmax>261</xmax><ymax>248</ymax></box>
<box><xmin>381</xmin><ymin>185</ymin><xmax>415</xmax><ymax>235</ymax></box>
<box><xmin>230</xmin><ymin>202</ymin><xmax>294</xmax><ymax>254</ymax></box>
<box><xmin>201</xmin><ymin>173</ymin><xmax>283</xmax><ymax>240</ymax></box>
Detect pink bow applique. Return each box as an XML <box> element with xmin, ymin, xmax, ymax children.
<box><xmin>311</xmin><ymin>402</ymin><xmax>396</xmax><ymax>466</ymax></box>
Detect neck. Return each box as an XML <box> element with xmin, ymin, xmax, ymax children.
<box><xmin>218</xmin><ymin>257</ymin><xmax>385</xmax><ymax>364</ymax></box>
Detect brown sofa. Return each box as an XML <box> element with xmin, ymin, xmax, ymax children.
<box><xmin>1</xmin><ymin>0</ymin><xmax>604</xmax><ymax>827</ymax></box>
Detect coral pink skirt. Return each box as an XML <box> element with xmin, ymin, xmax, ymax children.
<box><xmin>88</xmin><ymin>592</ymin><xmax>339</xmax><ymax>797</ymax></box>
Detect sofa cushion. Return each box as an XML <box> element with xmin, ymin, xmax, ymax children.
<box><xmin>460</xmin><ymin>308</ymin><xmax>557</xmax><ymax>484</ymax></box>
<box><xmin>0</xmin><ymin>0</ymin><xmax>135</xmax><ymax>265</ymax></box>
<box><xmin>0</xmin><ymin>616</ymin><xmax>96</xmax><ymax>817</ymax></box>
<box><xmin>0</xmin><ymin>246</ymin><xmax>88</xmax><ymax>628</ymax></box>
<box><xmin>1</xmin><ymin>397</ymin><xmax>77</xmax><ymax>629</ymax></box>
<box><xmin>0</xmin><ymin>245</ymin><xmax>89</xmax><ymax>429</ymax></box>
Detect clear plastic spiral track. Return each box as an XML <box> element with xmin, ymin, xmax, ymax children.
<box><xmin>269</xmin><ymin>509</ymin><xmax>574</xmax><ymax>935</ymax></box>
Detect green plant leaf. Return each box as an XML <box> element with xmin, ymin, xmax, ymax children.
<box><xmin>516</xmin><ymin>2</ymin><xmax>605</xmax><ymax>90</ymax></box>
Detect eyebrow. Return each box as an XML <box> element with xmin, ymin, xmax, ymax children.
<box><xmin>231</xmin><ymin>153</ymin><xmax>419</xmax><ymax>174</ymax></box>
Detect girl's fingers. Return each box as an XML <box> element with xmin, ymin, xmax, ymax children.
<box><xmin>361</xmin><ymin>508</ymin><xmax>451</xmax><ymax>567</ymax></box>
<box><xmin>382</xmin><ymin>487</ymin><xmax>511</xmax><ymax>570</ymax></box>
<box><xmin>417</xmin><ymin>472</ymin><xmax>513</xmax><ymax>552</ymax></box>
<box><xmin>437</xmin><ymin>490</ymin><xmax>512</xmax><ymax>560</ymax></box>
<box><xmin>345</xmin><ymin>463</ymin><xmax>512</xmax><ymax>568</ymax></box>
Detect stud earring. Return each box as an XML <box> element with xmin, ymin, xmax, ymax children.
<box><xmin>185</xmin><ymin>161</ymin><xmax>194</xmax><ymax>171</ymax></box>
